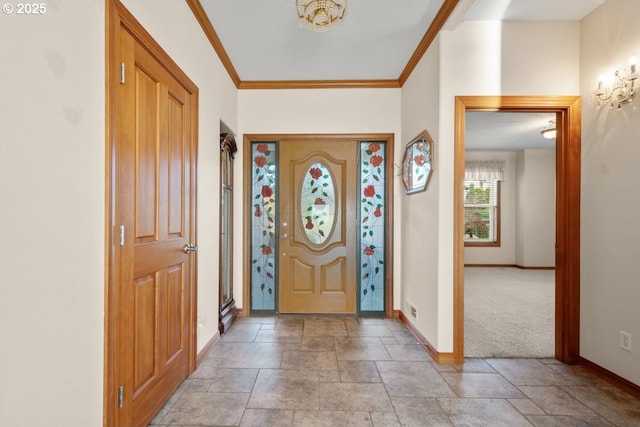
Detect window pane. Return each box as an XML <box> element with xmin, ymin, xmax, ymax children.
<box><xmin>464</xmin><ymin>179</ymin><xmax>499</xmax><ymax>244</ymax></box>
<box><xmin>464</xmin><ymin>180</ymin><xmax>493</xmax><ymax>204</ymax></box>
<box><xmin>465</xmin><ymin>207</ymin><xmax>491</xmax><ymax>240</ymax></box>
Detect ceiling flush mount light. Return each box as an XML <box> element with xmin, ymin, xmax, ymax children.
<box><xmin>594</xmin><ymin>55</ymin><xmax>638</xmax><ymax>110</ymax></box>
<box><xmin>296</xmin><ymin>0</ymin><xmax>347</xmax><ymax>33</ymax></box>
<box><xmin>540</xmin><ymin>120</ymin><xmax>556</xmax><ymax>140</ymax></box>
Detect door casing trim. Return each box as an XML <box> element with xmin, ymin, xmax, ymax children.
<box><xmin>242</xmin><ymin>134</ymin><xmax>395</xmax><ymax>317</ymax></box>
<box><xmin>453</xmin><ymin>96</ymin><xmax>581</xmax><ymax>364</ymax></box>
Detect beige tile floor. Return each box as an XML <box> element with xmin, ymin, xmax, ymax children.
<box><xmin>149</xmin><ymin>316</ymin><xmax>640</xmax><ymax>426</ymax></box>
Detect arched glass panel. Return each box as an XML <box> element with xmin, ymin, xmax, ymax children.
<box><xmin>300</xmin><ymin>162</ymin><xmax>335</xmax><ymax>244</ymax></box>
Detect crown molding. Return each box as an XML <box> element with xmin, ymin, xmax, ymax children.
<box><xmin>399</xmin><ymin>0</ymin><xmax>460</xmax><ymax>86</ymax></box>
<box><xmin>238</xmin><ymin>79</ymin><xmax>401</xmax><ymax>90</ymax></box>
<box><xmin>187</xmin><ymin>0</ymin><xmax>459</xmax><ymax>90</ymax></box>
<box><xmin>185</xmin><ymin>0</ymin><xmax>241</xmax><ymax>87</ymax></box>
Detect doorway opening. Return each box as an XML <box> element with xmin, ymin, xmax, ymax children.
<box><xmin>453</xmin><ymin>96</ymin><xmax>581</xmax><ymax>364</ymax></box>
<box><xmin>463</xmin><ymin>112</ymin><xmax>556</xmax><ymax>358</ymax></box>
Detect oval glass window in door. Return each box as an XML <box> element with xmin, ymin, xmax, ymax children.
<box><xmin>300</xmin><ymin>162</ymin><xmax>335</xmax><ymax>244</ymax></box>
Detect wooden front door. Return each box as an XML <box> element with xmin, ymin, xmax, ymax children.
<box><xmin>109</xmin><ymin>6</ymin><xmax>197</xmax><ymax>425</ymax></box>
<box><xmin>278</xmin><ymin>139</ymin><xmax>357</xmax><ymax>313</ymax></box>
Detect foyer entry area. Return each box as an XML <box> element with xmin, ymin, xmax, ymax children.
<box><xmin>148</xmin><ymin>316</ymin><xmax>640</xmax><ymax>426</ymax></box>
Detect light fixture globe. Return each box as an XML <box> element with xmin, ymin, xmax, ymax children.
<box><xmin>296</xmin><ymin>0</ymin><xmax>347</xmax><ymax>33</ymax></box>
<box><xmin>540</xmin><ymin>120</ymin><xmax>557</xmax><ymax>140</ymax></box>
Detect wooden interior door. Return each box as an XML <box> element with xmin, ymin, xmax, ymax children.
<box><xmin>113</xmin><ymin>23</ymin><xmax>196</xmax><ymax>427</ymax></box>
<box><xmin>278</xmin><ymin>139</ymin><xmax>357</xmax><ymax>313</ymax></box>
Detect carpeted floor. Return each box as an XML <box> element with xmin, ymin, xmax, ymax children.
<box><xmin>464</xmin><ymin>267</ymin><xmax>555</xmax><ymax>358</ymax></box>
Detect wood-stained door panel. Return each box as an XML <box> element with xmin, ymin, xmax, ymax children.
<box><xmin>165</xmin><ymin>264</ymin><xmax>186</xmax><ymax>359</ymax></box>
<box><xmin>126</xmin><ymin>43</ymin><xmax>191</xmax><ymax>424</ymax></box>
<box><xmin>133</xmin><ymin>274</ymin><xmax>156</xmax><ymax>389</ymax></box>
<box><xmin>279</xmin><ymin>140</ymin><xmax>357</xmax><ymax>313</ymax></box>
<box><xmin>321</xmin><ymin>258</ymin><xmax>346</xmax><ymax>292</ymax></box>
<box><xmin>133</xmin><ymin>65</ymin><xmax>160</xmax><ymax>242</ymax></box>
<box><xmin>106</xmin><ymin>2</ymin><xmax>198</xmax><ymax>424</ymax></box>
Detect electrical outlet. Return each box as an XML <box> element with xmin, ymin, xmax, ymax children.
<box><xmin>620</xmin><ymin>331</ymin><xmax>632</xmax><ymax>352</ymax></box>
<box><xmin>410</xmin><ymin>305</ymin><xmax>417</xmax><ymax>318</ymax></box>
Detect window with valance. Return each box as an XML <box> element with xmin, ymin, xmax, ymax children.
<box><xmin>464</xmin><ymin>160</ymin><xmax>504</xmax><ymax>246</ymax></box>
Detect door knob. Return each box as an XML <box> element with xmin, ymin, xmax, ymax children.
<box><xmin>183</xmin><ymin>243</ymin><xmax>198</xmax><ymax>253</ymax></box>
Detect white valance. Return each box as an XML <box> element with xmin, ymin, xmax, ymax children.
<box><xmin>465</xmin><ymin>160</ymin><xmax>505</xmax><ymax>181</ymax></box>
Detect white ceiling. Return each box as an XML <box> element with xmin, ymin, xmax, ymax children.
<box><xmin>197</xmin><ymin>0</ymin><xmax>603</xmax><ymax>150</ymax></box>
<box><xmin>199</xmin><ymin>0</ymin><xmax>604</xmax><ymax>82</ymax></box>
<box><xmin>463</xmin><ymin>0</ymin><xmax>605</xmax><ymax>21</ymax></box>
<box><xmin>201</xmin><ymin>0</ymin><xmax>446</xmax><ymax>81</ymax></box>
<box><xmin>465</xmin><ymin>111</ymin><xmax>556</xmax><ymax>151</ymax></box>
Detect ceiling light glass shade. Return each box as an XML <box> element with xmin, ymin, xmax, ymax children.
<box><xmin>296</xmin><ymin>0</ymin><xmax>347</xmax><ymax>33</ymax></box>
<box><xmin>540</xmin><ymin>120</ymin><xmax>556</xmax><ymax>140</ymax></box>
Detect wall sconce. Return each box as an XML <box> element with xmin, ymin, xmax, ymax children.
<box><xmin>540</xmin><ymin>120</ymin><xmax>556</xmax><ymax>140</ymax></box>
<box><xmin>594</xmin><ymin>55</ymin><xmax>638</xmax><ymax>109</ymax></box>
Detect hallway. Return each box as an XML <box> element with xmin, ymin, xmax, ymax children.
<box><xmin>149</xmin><ymin>316</ymin><xmax>640</xmax><ymax>426</ymax></box>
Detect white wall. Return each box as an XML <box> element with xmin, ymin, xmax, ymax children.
<box><xmin>400</xmin><ymin>40</ymin><xmax>441</xmax><ymax>346</ymax></box>
<box><xmin>580</xmin><ymin>0</ymin><xmax>640</xmax><ymax>386</ymax></box>
<box><xmin>0</xmin><ymin>0</ymin><xmax>238</xmax><ymax>425</ymax></box>
<box><xmin>515</xmin><ymin>148</ymin><xmax>556</xmax><ymax>267</ymax></box>
<box><xmin>402</xmin><ymin>20</ymin><xmax>580</xmax><ymax>353</ymax></box>
<box><xmin>120</xmin><ymin>0</ymin><xmax>239</xmax><ymax>354</ymax></box>
<box><xmin>237</xmin><ymin>89</ymin><xmax>403</xmax><ymax>310</ymax></box>
<box><xmin>464</xmin><ymin>151</ymin><xmax>517</xmax><ymax>265</ymax></box>
<box><xmin>0</xmin><ymin>1</ymin><xmax>105</xmax><ymax>425</ymax></box>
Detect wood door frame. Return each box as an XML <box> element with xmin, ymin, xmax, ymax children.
<box><xmin>454</xmin><ymin>96</ymin><xmax>581</xmax><ymax>364</ymax></box>
<box><xmin>105</xmin><ymin>1</ymin><xmax>199</xmax><ymax>425</ymax></box>
<box><xmin>242</xmin><ymin>134</ymin><xmax>395</xmax><ymax>317</ymax></box>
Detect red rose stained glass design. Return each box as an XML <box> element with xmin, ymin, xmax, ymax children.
<box><xmin>251</xmin><ymin>142</ymin><xmax>276</xmax><ymax>310</ymax></box>
<box><xmin>301</xmin><ymin>163</ymin><xmax>335</xmax><ymax>244</ymax></box>
<box><xmin>359</xmin><ymin>142</ymin><xmax>386</xmax><ymax>312</ymax></box>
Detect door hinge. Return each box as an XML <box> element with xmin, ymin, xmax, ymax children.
<box><xmin>120</xmin><ymin>63</ymin><xmax>125</xmax><ymax>84</ymax></box>
<box><xmin>117</xmin><ymin>386</ymin><xmax>124</xmax><ymax>408</ymax></box>
<box><xmin>119</xmin><ymin>225</ymin><xmax>125</xmax><ymax>246</ymax></box>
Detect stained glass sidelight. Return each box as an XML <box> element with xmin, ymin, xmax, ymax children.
<box><xmin>250</xmin><ymin>142</ymin><xmax>277</xmax><ymax>311</ymax></box>
<box><xmin>359</xmin><ymin>142</ymin><xmax>386</xmax><ymax>313</ymax></box>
